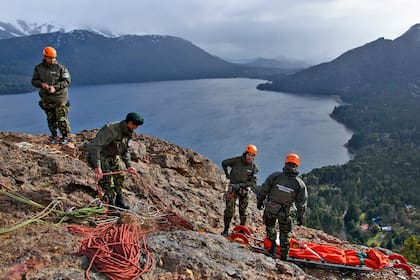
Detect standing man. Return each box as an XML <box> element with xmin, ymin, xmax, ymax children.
<box><xmin>257</xmin><ymin>153</ymin><xmax>308</xmax><ymax>260</ymax></box>
<box><xmin>86</xmin><ymin>112</ymin><xmax>144</xmax><ymax>209</ymax></box>
<box><xmin>31</xmin><ymin>46</ymin><xmax>71</xmax><ymax>144</ymax></box>
<box><xmin>221</xmin><ymin>144</ymin><xmax>259</xmax><ymax>236</ymax></box>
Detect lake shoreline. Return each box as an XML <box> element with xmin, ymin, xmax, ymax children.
<box><xmin>0</xmin><ymin>78</ymin><xmax>352</xmax><ymax>181</ymax></box>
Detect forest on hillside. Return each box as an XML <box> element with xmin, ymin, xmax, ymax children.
<box><xmin>302</xmin><ymin>90</ymin><xmax>420</xmax><ymax>263</ymax></box>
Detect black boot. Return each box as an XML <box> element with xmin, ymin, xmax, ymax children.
<box><xmin>104</xmin><ymin>194</ymin><xmax>121</xmax><ymax>216</ymax></box>
<box><xmin>280</xmin><ymin>248</ymin><xmax>288</xmax><ymax>261</ymax></box>
<box><xmin>115</xmin><ymin>193</ymin><xmax>130</xmax><ymax>210</ymax></box>
<box><xmin>60</xmin><ymin>133</ymin><xmax>69</xmax><ymax>144</ymax></box>
<box><xmin>48</xmin><ymin>133</ymin><xmax>59</xmax><ymax>144</ymax></box>
<box><xmin>238</xmin><ymin>224</ymin><xmax>248</xmax><ymax>235</ymax></box>
<box><xmin>221</xmin><ymin>225</ymin><xmax>229</xmax><ymax>236</ymax></box>
<box><xmin>269</xmin><ymin>240</ymin><xmax>277</xmax><ymax>258</ymax></box>
<box><xmin>104</xmin><ymin>194</ymin><xmax>116</xmax><ymax>205</ymax></box>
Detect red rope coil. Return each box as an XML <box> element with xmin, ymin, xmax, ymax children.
<box><xmin>68</xmin><ymin>223</ymin><xmax>154</xmax><ymax>280</ymax></box>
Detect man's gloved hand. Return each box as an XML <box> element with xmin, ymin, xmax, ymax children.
<box><xmin>257</xmin><ymin>202</ymin><xmax>264</xmax><ymax>210</ymax></box>
<box><xmin>297</xmin><ymin>217</ymin><xmax>304</xmax><ymax>226</ymax></box>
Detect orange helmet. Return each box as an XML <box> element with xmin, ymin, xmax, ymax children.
<box><xmin>43</xmin><ymin>46</ymin><xmax>57</xmax><ymax>58</ymax></box>
<box><xmin>245</xmin><ymin>144</ymin><xmax>257</xmax><ymax>155</ymax></box>
<box><xmin>285</xmin><ymin>153</ymin><xmax>300</xmax><ymax>166</ymax></box>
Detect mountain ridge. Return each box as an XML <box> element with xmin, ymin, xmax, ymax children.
<box><xmin>0</xmin><ymin>20</ymin><xmax>65</xmax><ymax>38</ymax></box>
<box><xmin>0</xmin><ymin>29</ymin><xmax>284</xmax><ymax>95</ymax></box>
<box><xmin>257</xmin><ymin>23</ymin><xmax>420</xmax><ymax>97</ymax></box>
<box><xmin>0</xmin><ymin>131</ymin><xmax>416</xmax><ymax>279</ymax></box>
<box><xmin>0</xmin><ymin>19</ymin><xmax>116</xmax><ymax>39</ymax></box>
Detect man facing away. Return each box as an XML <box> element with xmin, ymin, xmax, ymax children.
<box><xmin>257</xmin><ymin>153</ymin><xmax>308</xmax><ymax>260</ymax></box>
<box><xmin>31</xmin><ymin>46</ymin><xmax>71</xmax><ymax>144</ymax></box>
<box><xmin>86</xmin><ymin>112</ymin><xmax>144</xmax><ymax>210</ymax></box>
<box><xmin>221</xmin><ymin>144</ymin><xmax>259</xmax><ymax>236</ymax></box>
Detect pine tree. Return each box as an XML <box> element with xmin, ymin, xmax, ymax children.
<box><xmin>402</xmin><ymin>235</ymin><xmax>420</xmax><ymax>265</ymax></box>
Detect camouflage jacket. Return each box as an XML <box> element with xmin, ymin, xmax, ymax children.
<box><xmin>222</xmin><ymin>154</ymin><xmax>258</xmax><ymax>188</ymax></box>
<box><xmin>87</xmin><ymin>120</ymin><xmax>133</xmax><ymax>169</ymax></box>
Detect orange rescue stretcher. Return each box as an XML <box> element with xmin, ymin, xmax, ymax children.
<box><xmin>226</xmin><ymin>225</ymin><xmax>412</xmax><ymax>277</ymax></box>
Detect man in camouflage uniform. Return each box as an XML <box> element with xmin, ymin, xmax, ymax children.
<box><xmin>221</xmin><ymin>144</ymin><xmax>259</xmax><ymax>236</ymax></box>
<box><xmin>31</xmin><ymin>46</ymin><xmax>71</xmax><ymax>144</ymax></box>
<box><xmin>87</xmin><ymin>112</ymin><xmax>144</xmax><ymax>210</ymax></box>
<box><xmin>257</xmin><ymin>153</ymin><xmax>307</xmax><ymax>260</ymax></box>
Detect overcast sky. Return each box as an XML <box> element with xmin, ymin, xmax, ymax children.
<box><xmin>3</xmin><ymin>0</ymin><xmax>420</xmax><ymax>64</ymax></box>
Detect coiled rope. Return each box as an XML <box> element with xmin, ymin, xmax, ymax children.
<box><xmin>0</xmin><ymin>187</ymin><xmax>107</xmax><ymax>235</ymax></box>
<box><xmin>68</xmin><ymin>223</ymin><xmax>154</xmax><ymax>280</ymax></box>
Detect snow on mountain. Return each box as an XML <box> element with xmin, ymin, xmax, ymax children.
<box><xmin>85</xmin><ymin>27</ymin><xmax>119</xmax><ymax>38</ymax></box>
<box><xmin>0</xmin><ymin>19</ymin><xmax>118</xmax><ymax>39</ymax></box>
<box><xmin>0</xmin><ymin>20</ymin><xmax>65</xmax><ymax>38</ymax></box>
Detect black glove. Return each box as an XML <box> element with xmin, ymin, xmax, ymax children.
<box><xmin>230</xmin><ymin>183</ymin><xmax>240</xmax><ymax>191</ymax></box>
<box><xmin>297</xmin><ymin>217</ymin><xmax>304</xmax><ymax>226</ymax></box>
<box><xmin>257</xmin><ymin>202</ymin><xmax>264</xmax><ymax>210</ymax></box>
<box><xmin>239</xmin><ymin>182</ymin><xmax>247</xmax><ymax>188</ymax></box>
<box><xmin>238</xmin><ymin>183</ymin><xmax>248</xmax><ymax>195</ymax></box>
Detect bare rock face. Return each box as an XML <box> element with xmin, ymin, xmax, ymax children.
<box><xmin>0</xmin><ymin>131</ymin><xmax>418</xmax><ymax>280</ymax></box>
<box><xmin>128</xmin><ymin>133</ymin><xmax>228</xmax><ymax>233</ymax></box>
<box><xmin>144</xmin><ymin>230</ymin><xmax>312</xmax><ymax>280</ymax></box>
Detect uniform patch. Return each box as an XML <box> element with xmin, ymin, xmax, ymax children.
<box><xmin>276</xmin><ymin>184</ymin><xmax>294</xmax><ymax>193</ymax></box>
<box><xmin>62</xmin><ymin>72</ymin><xmax>70</xmax><ymax>78</ymax></box>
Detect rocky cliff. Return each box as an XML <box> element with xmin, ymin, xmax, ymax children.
<box><xmin>0</xmin><ymin>131</ymin><xmax>417</xmax><ymax>279</ymax></box>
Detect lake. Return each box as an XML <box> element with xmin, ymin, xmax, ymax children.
<box><xmin>0</xmin><ymin>78</ymin><xmax>352</xmax><ymax>182</ymax></box>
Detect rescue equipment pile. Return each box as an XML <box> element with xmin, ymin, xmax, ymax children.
<box><xmin>226</xmin><ymin>225</ymin><xmax>413</xmax><ymax>277</ymax></box>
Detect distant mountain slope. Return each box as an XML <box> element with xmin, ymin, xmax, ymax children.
<box><xmin>245</xmin><ymin>57</ymin><xmax>310</xmax><ymax>71</ymax></box>
<box><xmin>0</xmin><ymin>30</ymin><xmax>281</xmax><ymax>94</ymax></box>
<box><xmin>258</xmin><ymin>24</ymin><xmax>420</xmax><ymax>96</ymax></box>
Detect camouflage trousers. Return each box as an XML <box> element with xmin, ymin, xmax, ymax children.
<box><xmin>39</xmin><ymin>101</ymin><xmax>70</xmax><ymax>136</ymax></box>
<box><xmin>223</xmin><ymin>190</ymin><xmax>249</xmax><ymax>227</ymax></box>
<box><xmin>263</xmin><ymin>208</ymin><xmax>292</xmax><ymax>260</ymax></box>
<box><xmin>98</xmin><ymin>155</ymin><xmax>126</xmax><ymax>197</ymax></box>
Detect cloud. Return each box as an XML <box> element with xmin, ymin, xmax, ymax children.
<box><xmin>3</xmin><ymin>0</ymin><xmax>420</xmax><ymax>64</ymax></box>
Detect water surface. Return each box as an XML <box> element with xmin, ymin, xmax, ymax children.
<box><xmin>0</xmin><ymin>78</ymin><xmax>352</xmax><ymax>182</ymax></box>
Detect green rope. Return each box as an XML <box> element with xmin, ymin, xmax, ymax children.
<box><xmin>0</xmin><ymin>190</ymin><xmax>46</xmax><ymax>210</ymax></box>
<box><xmin>0</xmin><ymin>200</ymin><xmax>60</xmax><ymax>235</ymax></box>
<box><xmin>0</xmin><ymin>190</ymin><xmax>106</xmax><ymax>235</ymax></box>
